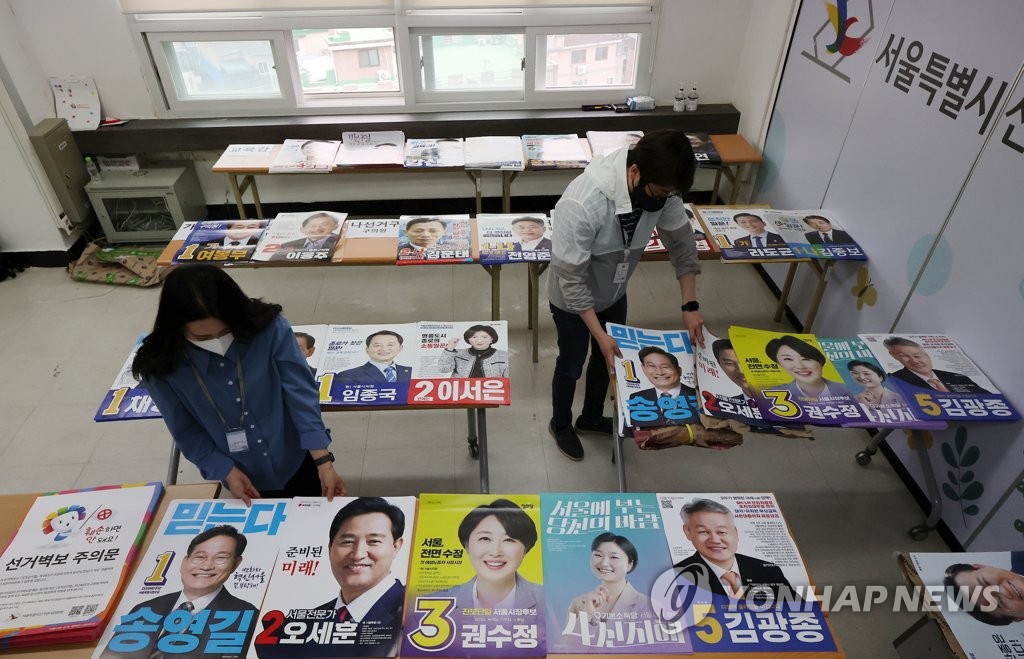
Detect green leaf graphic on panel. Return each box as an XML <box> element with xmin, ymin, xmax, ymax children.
<box><xmin>940</xmin><ymin>426</ymin><xmax>983</xmax><ymax>526</ymax></box>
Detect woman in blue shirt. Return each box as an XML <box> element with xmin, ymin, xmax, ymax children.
<box><xmin>133</xmin><ymin>265</ymin><xmax>346</xmax><ymax>504</ymax></box>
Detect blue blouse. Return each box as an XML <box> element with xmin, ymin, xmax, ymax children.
<box><xmin>144</xmin><ymin>314</ymin><xmax>330</xmax><ymax>490</ymax></box>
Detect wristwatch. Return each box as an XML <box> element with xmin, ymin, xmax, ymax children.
<box><xmin>312</xmin><ymin>452</ymin><xmax>335</xmax><ymax>467</ymax></box>
<box><xmin>681</xmin><ymin>301</ymin><xmax>700</xmax><ymax>312</ymax></box>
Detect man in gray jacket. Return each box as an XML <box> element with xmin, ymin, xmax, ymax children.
<box><xmin>547</xmin><ymin>129</ymin><xmax>705</xmax><ymax>460</ymax></box>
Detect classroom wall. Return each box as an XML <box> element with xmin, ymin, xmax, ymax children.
<box><xmin>757</xmin><ymin>0</ymin><xmax>1024</xmax><ymax>549</ymax></box>
<box><xmin>0</xmin><ymin>0</ymin><xmax>796</xmax><ymax>250</ymax></box>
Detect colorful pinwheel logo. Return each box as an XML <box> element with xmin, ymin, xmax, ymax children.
<box><xmin>42</xmin><ymin>505</ymin><xmax>87</xmax><ymax>541</ymax></box>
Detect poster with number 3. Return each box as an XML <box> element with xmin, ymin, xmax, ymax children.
<box><xmin>50</xmin><ymin>76</ymin><xmax>100</xmax><ymax>131</ymax></box>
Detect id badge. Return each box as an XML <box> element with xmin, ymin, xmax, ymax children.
<box><xmin>613</xmin><ymin>262</ymin><xmax>629</xmax><ymax>284</ymax></box>
<box><xmin>226</xmin><ymin>428</ymin><xmax>249</xmax><ymax>453</ymax></box>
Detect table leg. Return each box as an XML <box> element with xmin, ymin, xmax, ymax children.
<box><xmin>855</xmin><ymin>427</ymin><xmax>893</xmax><ymax>466</ymax></box>
<box><xmin>228</xmin><ymin>174</ymin><xmax>246</xmax><ymax>220</ymax></box>
<box><xmin>466</xmin><ymin>408</ymin><xmax>479</xmax><ymax>459</ymax></box>
<box><xmin>910</xmin><ymin>430</ymin><xmax>942</xmax><ymax>540</ymax></box>
<box><xmin>465</xmin><ymin>171</ymin><xmax>482</xmax><ymax>215</ymax></box>
<box><xmin>166</xmin><ymin>443</ymin><xmax>181</xmax><ymax>486</ymax></box>
<box><xmin>503</xmin><ymin>171</ymin><xmax>519</xmax><ymax>214</ymax></box>
<box><xmin>614</xmin><ymin>432</ymin><xmax>627</xmax><ymax>492</ymax></box>
<box><xmin>527</xmin><ymin>264</ymin><xmax>536</xmax><ymax>331</ymax></box>
<box><xmin>774</xmin><ymin>262</ymin><xmax>800</xmax><ymax>323</ymax></box>
<box><xmin>247</xmin><ymin>175</ymin><xmax>265</xmax><ymax>220</ymax></box>
<box><xmin>802</xmin><ymin>261</ymin><xmax>832</xmax><ymax>333</ymax></box>
<box><xmin>531</xmin><ymin>263</ymin><xmax>548</xmax><ymax>364</ymax></box>
<box><xmin>477</xmin><ymin>408</ymin><xmax>490</xmax><ymax>494</ymax></box>
<box><xmin>491</xmin><ymin>265</ymin><xmax>501</xmax><ymax>321</ymax></box>
<box><xmin>727</xmin><ymin>163</ymin><xmax>746</xmax><ymax>204</ymax></box>
<box><xmin>711</xmin><ymin>168</ymin><xmax>723</xmax><ymax>204</ymax></box>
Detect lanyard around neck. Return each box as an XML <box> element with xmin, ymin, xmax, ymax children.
<box><xmin>185</xmin><ymin>351</ymin><xmax>246</xmax><ymax>429</ymax></box>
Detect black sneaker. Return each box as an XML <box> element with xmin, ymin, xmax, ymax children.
<box><xmin>549</xmin><ymin>420</ymin><xmax>584</xmax><ymax>461</ymax></box>
<box><xmin>574</xmin><ymin>415</ymin><xmax>614</xmax><ymax>436</ymax></box>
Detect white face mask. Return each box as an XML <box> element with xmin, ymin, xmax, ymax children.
<box><xmin>188</xmin><ymin>333</ymin><xmax>234</xmax><ymax>356</ymax></box>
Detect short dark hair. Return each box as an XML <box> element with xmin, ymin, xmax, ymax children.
<box><xmin>463</xmin><ymin>324</ymin><xmax>499</xmax><ymax>344</ymax></box>
<box><xmin>765</xmin><ymin>335</ymin><xmax>825</xmax><ymax>366</ymax></box>
<box><xmin>133</xmin><ymin>265</ymin><xmax>281</xmax><ymax>379</ymax></box>
<box><xmin>511</xmin><ymin>216</ymin><xmax>544</xmax><ymax>226</ymax></box>
<box><xmin>294</xmin><ymin>332</ymin><xmax>314</xmax><ymax>350</ymax></box>
<box><xmin>187</xmin><ymin>525</ymin><xmax>247</xmax><ymax>557</ymax></box>
<box><xmin>637</xmin><ymin>345</ymin><xmax>680</xmax><ymax>370</ymax></box>
<box><xmin>591</xmin><ymin>532</ymin><xmax>638</xmax><ymax>573</ymax></box>
<box><xmin>626</xmin><ymin>129</ymin><xmax>696</xmax><ymax>195</ymax></box>
<box><xmin>847</xmin><ymin>359</ymin><xmax>885</xmax><ymax>380</ymax></box>
<box><xmin>366</xmin><ymin>330</ymin><xmax>404</xmax><ymax>346</ymax></box>
<box><xmin>457</xmin><ymin>498</ymin><xmax>537</xmax><ymax>553</ymax></box>
<box><xmin>302</xmin><ymin>212</ymin><xmax>339</xmax><ymax>228</ymax></box>
<box><xmin>802</xmin><ymin>214</ymin><xmax>832</xmax><ymax>227</ymax></box>
<box><xmin>405</xmin><ymin>217</ymin><xmax>447</xmax><ymax>231</ymax></box>
<box><xmin>733</xmin><ymin>212</ymin><xmax>764</xmax><ymax>225</ymax></box>
<box><xmin>711</xmin><ymin>339</ymin><xmax>735</xmax><ymax>362</ymax></box>
<box><xmin>883</xmin><ymin>336</ymin><xmax>920</xmax><ymax>350</ymax></box>
<box><xmin>944</xmin><ymin>563</ymin><xmax>1015</xmax><ymax>626</ymax></box>
<box><xmin>329</xmin><ymin>497</ymin><xmax>406</xmax><ymax>544</ymax></box>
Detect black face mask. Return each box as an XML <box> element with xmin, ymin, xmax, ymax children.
<box><xmin>630</xmin><ymin>177</ymin><xmax>667</xmax><ymax>212</ymax></box>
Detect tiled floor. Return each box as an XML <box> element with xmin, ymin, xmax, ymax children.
<box><xmin>0</xmin><ymin>260</ymin><xmax>949</xmax><ymax>656</ymax></box>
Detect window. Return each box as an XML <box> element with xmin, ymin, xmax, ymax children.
<box><xmin>295</xmin><ymin>28</ymin><xmax>398</xmax><ymax>96</ymax></box>
<box><xmin>358</xmin><ymin>48</ymin><xmax>380</xmax><ymax>67</ymax></box>
<box><xmin>126</xmin><ymin>3</ymin><xmax>657</xmax><ymax>116</ymax></box>
<box><xmin>416</xmin><ymin>31</ymin><xmax>525</xmax><ymax>96</ymax></box>
<box><xmin>540</xmin><ymin>32</ymin><xmax>639</xmax><ymax>90</ymax></box>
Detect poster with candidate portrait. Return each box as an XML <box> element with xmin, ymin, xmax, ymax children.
<box><xmin>729</xmin><ymin>326</ymin><xmax>864</xmax><ymax>426</ymax></box>
<box><xmin>94</xmin><ymin>337</ymin><xmax>161</xmax><ymax>422</ymax></box>
<box><xmin>409</xmin><ymin>321</ymin><xmax>510</xmax><ymax>406</ymax></box>
<box><xmin>540</xmin><ymin>493</ymin><xmax>692</xmax><ymax>654</ymax></box>
<box><xmin>477</xmin><ymin>214</ymin><xmax>551</xmax><ymax>265</ymax></box>
<box><xmin>172</xmin><ymin>221</ymin><xmax>269</xmax><ymax>265</ymax></box>
<box><xmin>694</xmin><ymin>208</ymin><xmax>794</xmax><ymax>262</ymax></box>
<box><xmin>0</xmin><ymin>483</ymin><xmax>162</xmax><ymax>648</ymax></box>
<box><xmin>316</xmin><ymin>324</ymin><xmax>419</xmax><ymax>407</ymax></box>
<box><xmin>251</xmin><ymin>212</ymin><xmax>345</xmax><ymax>263</ymax></box>
<box><xmin>607</xmin><ymin>323</ymin><xmax>700</xmax><ymax>433</ymax></box>
<box><xmin>248</xmin><ymin>497</ymin><xmax>416</xmax><ymax>659</ymax></box>
<box><xmin>655</xmin><ymin>493</ymin><xmax>833</xmax><ymax>654</ymax></box>
<box><xmin>396</xmin><ymin>215</ymin><xmax>473</xmax><ymax>265</ymax></box>
<box><xmin>92</xmin><ymin>499</ymin><xmax>287</xmax><ymax>659</ymax></box>
<box><xmin>859</xmin><ymin>333</ymin><xmax>1019</xmax><ymax>423</ymax></box>
<box><xmin>908</xmin><ymin>551</ymin><xmax>1024</xmax><ymax>658</ymax></box>
<box><xmin>401</xmin><ymin>494</ymin><xmax>545</xmax><ymax>658</ymax></box>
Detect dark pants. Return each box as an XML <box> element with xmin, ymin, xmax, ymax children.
<box><xmin>261</xmin><ymin>454</ymin><xmax>322</xmax><ymax>498</ymax></box>
<box><xmin>550</xmin><ymin>295</ymin><xmax>628</xmax><ymax>428</ymax></box>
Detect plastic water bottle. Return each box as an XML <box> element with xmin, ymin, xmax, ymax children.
<box><xmin>85</xmin><ymin>156</ymin><xmax>102</xmax><ymax>182</ymax></box>
<box><xmin>673</xmin><ymin>84</ymin><xmax>687</xmax><ymax>112</ymax></box>
<box><xmin>685</xmin><ymin>85</ymin><xmax>699</xmax><ymax>112</ymax></box>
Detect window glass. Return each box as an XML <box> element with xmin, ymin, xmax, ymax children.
<box><xmin>293</xmin><ymin>27</ymin><xmax>398</xmax><ymax>94</ymax></box>
<box><xmin>420</xmin><ymin>33</ymin><xmax>524</xmax><ymax>92</ymax></box>
<box><xmin>162</xmin><ymin>40</ymin><xmax>281</xmax><ymax>99</ymax></box>
<box><xmin>542</xmin><ymin>32</ymin><xmax>638</xmax><ymax>89</ymax></box>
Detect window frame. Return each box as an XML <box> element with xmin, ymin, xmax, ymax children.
<box><xmin>126</xmin><ymin>4</ymin><xmax>659</xmax><ymax>117</ymax></box>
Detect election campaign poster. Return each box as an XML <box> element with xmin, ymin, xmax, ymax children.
<box><xmin>655</xmin><ymin>493</ymin><xmax>835</xmax><ymax>654</ymax></box>
<box><xmin>251</xmin><ymin>212</ymin><xmax>345</xmax><ymax>263</ymax></box>
<box><xmin>540</xmin><ymin>493</ymin><xmax>692</xmax><ymax>654</ymax></box>
<box><xmin>0</xmin><ymin>483</ymin><xmax>163</xmax><ymax>648</ymax></box>
<box><xmin>93</xmin><ymin>499</ymin><xmax>287</xmax><ymax>659</ymax></box>
<box><xmin>396</xmin><ymin>216</ymin><xmax>473</xmax><ymax>266</ymax></box>
<box><xmin>94</xmin><ymin>337</ymin><xmax>161</xmax><ymax>422</ymax></box>
<box><xmin>171</xmin><ymin>221</ymin><xmax>269</xmax><ymax>265</ymax></box>
<box><xmin>401</xmin><ymin>494</ymin><xmax>545</xmax><ymax>658</ymax></box>
<box><xmin>248</xmin><ymin>496</ymin><xmax>416</xmax><ymax>659</ymax></box>
<box><xmin>476</xmin><ymin>214</ymin><xmax>551</xmax><ymax>266</ymax></box>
